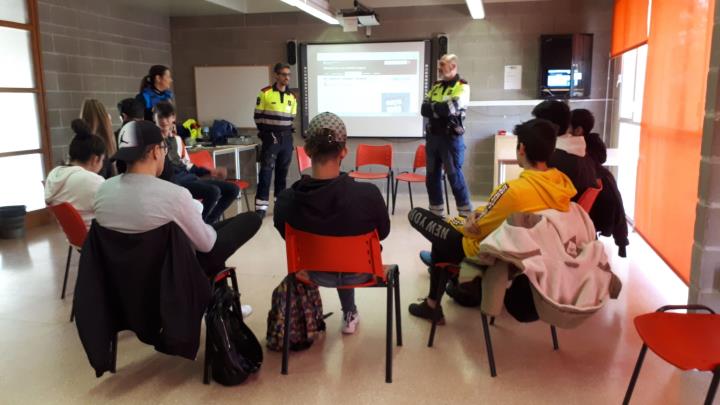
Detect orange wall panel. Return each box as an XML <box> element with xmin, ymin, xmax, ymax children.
<box><xmin>611</xmin><ymin>0</ymin><xmax>649</xmax><ymax>56</ymax></box>
<box><xmin>635</xmin><ymin>0</ymin><xmax>715</xmax><ymax>283</ymax></box>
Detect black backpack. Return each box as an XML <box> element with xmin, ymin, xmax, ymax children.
<box><xmin>205</xmin><ymin>285</ymin><xmax>263</xmax><ymax>386</ymax></box>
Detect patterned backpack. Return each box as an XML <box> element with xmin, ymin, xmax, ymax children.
<box><xmin>266</xmin><ymin>276</ymin><xmax>327</xmax><ymax>352</ymax></box>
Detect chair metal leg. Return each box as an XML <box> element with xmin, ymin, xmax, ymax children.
<box><xmin>110</xmin><ymin>333</ymin><xmax>118</xmax><ymax>374</ymax></box>
<box><xmin>490</xmin><ymin>316</ymin><xmax>495</xmax><ymax>326</ymax></box>
<box><xmin>443</xmin><ymin>174</ymin><xmax>450</xmax><ymax>216</ymax></box>
<box><xmin>408</xmin><ymin>182</ymin><xmax>414</xmax><ymax>210</ymax></box>
<box><xmin>386</xmin><ymin>269</ymin><xmax>393</xmax><ymax>383</ymax></box>
<box><xmin>243</xmin><ymin>192</ymin><xmax>250</xmax><ymax>213</ymax></box>
<box><xmin>61</xmin><ymin>246</ymin><xmax>72</xmax><ymax>299</ymax></box>
<box><xmin>391</xmin><ymin>179</ymin><xmax>399</xmax><ymax>215</ymax></box>
<box><xmin>385</xmin><ymin>176</ymin><xmax>391</xmax><ymax>212</ymax></box>
<box><xmin>281</xmin><ymin>276</ymin><xmax>293</xmax><ymax>375</ymax></box>
<box><xmin>481</xmin><ymin>313</ymin><xmax>497</xmax><ymax>377</ymax></box>
<box><xmin>705</xmin><ymin>367</ymin><xmax>720</xmax><ymax>405</ymax></box>
<box><xmin>428</xmin><ymin>267</ymin><xmax>446</xmax><ymax>348</ymax></box>
<box><xmin>550</xmin><ymin>325</ymin><xmax>559</xmax><ymax>350</ymax></box>
<box><xmin>393</xmin><ymin>267</ymin><xmax>402</xmax><ymax>346</ymax></box>
<box><xmin>69</xmin><ymin>303</ymin><xmax>75</xmax><ymax>322</ymax></box>
<box><xmin>203</xmin><ymin>320</ymin><xmax>211</xmax><ymax>384</ymax></box>
<box><xmin>622</xmin><ymin>344</ymin><xmax>648</xmax><ymax>405</ymax></box>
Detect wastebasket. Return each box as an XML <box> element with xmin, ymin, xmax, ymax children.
<box><xmin>0</xmin><ymin>205</ymin><xmax>27</xmax><ymax>239</ymax></box>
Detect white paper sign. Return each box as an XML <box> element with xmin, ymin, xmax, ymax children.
<box><xmin>504</xmin><ymin>65</ymin><xmax>522</xmax><ymax>90</ymax></box>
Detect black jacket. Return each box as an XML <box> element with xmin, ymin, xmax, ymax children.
<box><xmin>273</xmin><ymin>173</ymin><xmax>390</xmax><ymax>240</ymax></box>
<box><xmin>549</xmin><ymin>136</ymin><xmax>597</xmax><ymax>201</ymax></box>
<box><xmin>75</xmin><ymin>221</ymin><xmax>212</xmax><ymax>377</ymax></box>
<box><xmin>585</xmin><ymin>133</ymin><xmax>629</xmax><ymax>257</ymax></box>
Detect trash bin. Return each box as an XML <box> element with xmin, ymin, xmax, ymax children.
<box><xmin>0</xmin><ymin>205</ymin><xmax>27</xmax><ymax>239</ymax></box>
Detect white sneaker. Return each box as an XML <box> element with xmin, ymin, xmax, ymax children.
<box><xmin>241</xmin><ymin>304</ymin><xmax>253</xmax><ymax>319</ymax></box>
<box><xmin>342</xmin><ymin>311</ymin><xmax>360</xmax><ymax>334</ymax></box>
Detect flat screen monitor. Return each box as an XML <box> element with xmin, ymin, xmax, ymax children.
<box><xmin>547</xmin><ymin>69</ymin><xmax>571</xmax><ymax>88</ymax></box>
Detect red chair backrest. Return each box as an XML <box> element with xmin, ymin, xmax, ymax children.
<box><xmin>413</xmin><ymin>144</ymin><xmax>427</xmax><ymax>171</ymax></box>
<box><xmin>296</xmin><ymin>146</ymin><xmax>312</xmax><ymax>173</ymax></box>
<box><xmin>355</xmin><ymin>144</ymin><xmax>393</xmax><ymax>170</ymax></box>
<box><xmin>284</xmin><ymin>224</ymin><xmax>385</xmax><ymax>282</ymax></box>
<box><xmin>578</xmin><ymin>179</ymin><xmax>603</xmax><ymax>213</ymax></box>
<box><xmin>188</xmin><ymin>150</ymin><xmax>215</xmax><ymax>170</ymax></box>
<box><xmin>49</xmin><ymin>202</ymin><xmax>88</xmax><ymax>248</ymax></box>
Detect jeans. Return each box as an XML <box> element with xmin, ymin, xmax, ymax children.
<box><xmin>408</xmin><ymin>207</ymin><xmax>466</xmax><ymax>300</ymax></box>
<box><xmin>182</xmin><ymin>179</ymin><xmax>240</xmax><ymax>224</ymax></box>
<box><xmin>256</xmin><ymin>131</ymin><xmax>293</xmax><ymax>205</ymax></box>
<box><xmin>196</xmin><ymin>212</ymin><xmax>262</xmax><ymax>277</ymax></box>
<box><xmin>308</xmin><ymin>272</ymin><xmax>374</xmax><ymax>314</ymax></box>
<box><xmin>425</xmin><ymin>134</ymin><xmax>471</xmax><ymax>213</ymax></box>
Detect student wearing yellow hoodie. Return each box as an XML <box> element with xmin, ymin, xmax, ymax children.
<box><xmin>408</xmin><ymin>118</ymin><xmax>577</xmax><ymax>322</ymax></box>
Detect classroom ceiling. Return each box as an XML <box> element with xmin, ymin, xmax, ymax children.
<box><xmin>117</xmin><ymin>0</ymin><xmax>549</xmax><ymax>17</ymax></box>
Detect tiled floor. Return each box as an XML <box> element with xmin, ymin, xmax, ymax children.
<box><xmin>0</xmin><ymin>197</ymin><xmax>715</xmax><ymax>404</ymax></box>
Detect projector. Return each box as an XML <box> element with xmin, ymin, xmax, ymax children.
<box><xmin>340</xmin><ymin>1</ymin><xmax>380</xmax><ymax>34</ymax></box>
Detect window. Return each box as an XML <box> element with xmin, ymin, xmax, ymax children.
<box><xmin>0</xmin><ymin>0</ymin><xmax>49</xmax><ymax>213</ymax></box>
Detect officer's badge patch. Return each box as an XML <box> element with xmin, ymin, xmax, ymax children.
<box><xmin>256</xmin><ymin>97</ymin><xmax>261</xmax><ymax>106</ymax></box>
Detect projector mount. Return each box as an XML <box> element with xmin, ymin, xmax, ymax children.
<box><xmin>339</xmin><ymin>1</ymin><xmax>380</xmax><ymax>36</ymax></box>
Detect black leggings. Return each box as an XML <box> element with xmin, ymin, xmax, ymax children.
<box><xmin>408</xmin><ymin>208</ymin><xmax>466</xmax><ymax>299</ymax></box>
<box><xmin>196</xmin><ymin>212</ymin><xmax>262</xmax><ymax>277</ymax></box>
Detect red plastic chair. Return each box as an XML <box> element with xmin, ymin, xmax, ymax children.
<box><xmin>391</xmin><ymin>144</ymin><xmax>450</xmax><ymax>215</ymax></box>
<box><xmin>188</xmin><ymin>150</ymin><xmax>251</xmax><ymax>212</ymax></box>
<box><xmin>578</xmin><ymin>178</ymin><xmax>603</xmax><ymax>213</ymax></box>
<box><xmin>349</xmin><ymin>144</ymin><xmax>394</xmax><ymax>212</ymax></box>
<box><xmin>49</xmin><ymin>203</ymin><xmax>87</xmax><ymax>300</ymax></box>
<box><xmin>281</xmin><ymin>224</ymin><xmax>402</xmax><ymax>383</ymax></box>
<box><xmin>623</xmin><ymin>305</ymin><xmax>720</xmax><ymax>405</ymax></box>
<box><xmin>295</xmin><ymin>146</ymin><xmax>312</xmax><ymax>174</ymax></box>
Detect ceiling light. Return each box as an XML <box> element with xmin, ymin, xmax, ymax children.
<box><xmin>281</xmin><ymin>0</ymin><xmax>339</xmax><ymax>25</ymax></box>
<box><xmin>466</xmin><ymin>0</ymin><xmax>485</xmax><ymax>19</ymax></box>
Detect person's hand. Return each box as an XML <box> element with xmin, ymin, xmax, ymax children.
<box><xmin>210</xmin><ymin>167</ymin><xmax>227</xmax><ymax>179</ymax></box>
<box><xmin>463</xmin><ymin>211</ymin><xmax>483</xmax><ymax>237</ymax></box>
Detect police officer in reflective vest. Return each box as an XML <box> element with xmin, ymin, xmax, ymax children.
<box><xmin>254</xmin><ymin>62</ymin><xmax>297</xmax><ymax>217</ymax></box>
<box><xmin>421</xmin><ymin>54</ymin><xmax>472</xmax><ymax>217</ymax></box>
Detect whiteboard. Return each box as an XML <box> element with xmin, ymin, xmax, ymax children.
<box><xmin>194</xmin><ymin>65</ymin><xmax>271</xmax><ymax>128</ymax></box>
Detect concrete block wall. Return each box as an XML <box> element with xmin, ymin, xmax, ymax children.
<box><xmin>38</xmin><ymin>0</ymin><xmax>172</xmax><ymax>164</ymax></box>
<box><xmin>690</xmin><ymin>1</ymin><xmax>720</xmax><ymax>310</ymax></box>
<box><xmin>170</xmin><ymin>0</ymin><xmax>613</xmax><ymax>198</ymax></box>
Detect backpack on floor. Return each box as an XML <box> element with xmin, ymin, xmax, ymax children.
<box><xmin>206</xmin><ymin>284</ymin><xmax>263</xmax><ymax>386</ymax></box>
<box><xmin>266</xmin><ymin>276</ymin><xmax>326</xmax><ymax>352</ymax></box>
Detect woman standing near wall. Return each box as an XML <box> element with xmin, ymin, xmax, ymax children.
<box><xmin>136</xmin><ymin>65</ymin><xmax>174</xmax><ymax>121</ymax></box>
<box><xmin>80</xmin><ymin>99</ymin><xmax>117</xmax><ymax>179</ymax></box>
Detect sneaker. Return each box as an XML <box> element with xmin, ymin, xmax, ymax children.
<box><xmin>241</xmin><ymin>304</ymin><xmax>253</xmax><ymax>319</ymax></box>
<box><xmin>342</xmin><ymin>310</ymin><xmax>360</xmax><ymax>334</ymax></box>
<box><xmin>255</xmin><ymin>209</ymin><xmax>266</xmax><ymax>218</ymax></box>
<box><xmin>408</xmin><ymin>299</ymin><xmax>445</xmax><ymax>324</ymax></box>
<box><xmin>419</xmin><ymin>250</ymin><xmax>433</xmax><ymax>267</ymax></box>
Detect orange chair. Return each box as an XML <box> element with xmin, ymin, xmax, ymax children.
<box><xmin>578</xmin><ymin>178</ymin><xmax>603</xmax><ymax>213</ymax></box>
<box><xmin>188</xmin><ymin>150</ymin><xmax>251</xmax><ymax>212</ymax></box>
<box><xmin>391</xmin><ymin>144</ymin><xmax>450</xmax><ymax>215</ymax></box>
<box><xmin>349</xmin><ymin>144</ymin><xmax>394</xmax><ymax>212</ymax></box>
<box><xmin>623</xmin><ymin>305</ymin><xmax>720</xmax><ymax>405</ymax></box>
<box><xmin>49</xmin><ymin>203</ymin><xmax>88</xmax><ymax>322</ymax></box>
<box><xmin>295</xmin><ymin>146</ymin><xmax>312</xmax><ymax>174</ymax></box>
<box><xmin>281</xmin><ymin>224</ymin><xmax>402</xmax><ymax>383</ymax></box>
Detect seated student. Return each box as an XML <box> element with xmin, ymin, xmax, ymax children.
<box><xmin>154</xmin><ymin>101</ymin><xmax>239</xmax><ymax>224</ymax></box>
<box><xmin>273</xmin><ymin>112</ymin><xmax>391</xmax><ymax>334</ymax></box>
<box><xmin>94</xmin><ymin>120</ymin><xmax>261</xmax><ymax>282</ymax></box>
<box><xmin>407</xmin><ymin>119</ymin><xmax>577</xmax><ymax>322</ymax></box>
<box><xmin>80</xmin><ymin>99</ymin><xmax>117</xmax><ymax>179</ymax></box>
<box><xmin>571</xmin><ymin>109</ymin><xmax>629</xmax><ymax>257</ymax></box>
<box><xmin>116</xmin><ymin>98</ymin><xmax>144</xmax><ymax>131</ymax></box>
<box><xmin>45</xmin><ymin>119</ymin><xmax>106</xmax><ymax>229</ymax></box>
<box><xmin>532</xmin><ymin>100</ymin><xmax>597</xmax><ymax>200</ymax></box>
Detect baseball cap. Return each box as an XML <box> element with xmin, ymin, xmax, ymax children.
<box><xmin>112</xmin><ymin>120</ymin><xmax>164</xmax><ymax>163</ymax></box>
<box><xmin>306</xmin><ymin>112</ymin><xmax>347</xmax><ymax>143</ymax></box>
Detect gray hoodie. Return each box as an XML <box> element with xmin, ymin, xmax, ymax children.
<box><xmin>44</xmin><ymin>165</ymin><xmax>104</xmax><ymax>229</ymax></box>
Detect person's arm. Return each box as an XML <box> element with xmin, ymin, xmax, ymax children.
<box><xmin>420</xmin><ymin>87</ymin><xmax>435</xmax><ymax>119</ymax></box>
<box><xmin>432</xmin><ymin>82</ymin><xmax>469</xmax><ymax>118</ymax></box>
<box><xmin>173</xmin><ymin>188</ymin><xmax>217</xmax><ymax>252</ymax></box>
<box><xmin>253</xmin><ymin>90</ymin><xmax>268</xmax><ymax>132</ymax></box>
<box><xmin>462</xmin><ymin>182</ymin><xmax>515</xmax><ymax>241</ymax></box>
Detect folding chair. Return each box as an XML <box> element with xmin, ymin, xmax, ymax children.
<box><xmin>48</xmin><ymin>202</ymin><xmax>88</xmax><ymax>321</ymax></box>
<box><xmin>349</xmin><ymin>144</ymin><xmax>394</xmax><ymax>212</ymax></box>
<box><xmin>281</xmin><ymin>224</ymin><xmax>402</xmax><ymax>383</ymax></box>
<box><xmin>623</xmin><ymin>305</ymin><xmax>720</xmax><ymax>405</ymax></box>
<box><xmin>578</xmin><ymin>178</ymin><xmax>603</xmax><ymax>213</ymax></box>
<box><xmin>188</xmin><ymin>150</ymin><xmax>252</xmax><ymax>212</ymax></box>
<box><xmin>295</xmin><ymin>145</ymin><xmax>312</xmax><ymax>174</ymax></box>
<box><xmin>392</xmin><ymin>144</ymin><xmax>450</xmax><ymax>215</ymax></box>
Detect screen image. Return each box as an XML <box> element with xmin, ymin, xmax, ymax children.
<box><xmin>303</xmin><ymin>41</ymin><xmax>430</xmax><ymax>138</ymax></box>
<box><xmin>547</xmin><ymin>69</ymin><xmax>571</xmax><ymax>88</ymax></box>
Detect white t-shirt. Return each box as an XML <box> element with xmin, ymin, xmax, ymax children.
<box><xmin>94</xmin><ymin>173</ymin><xmax>217</xmax><ymax>252</ymax></box>
<box><xmin>44</xmin><ymin>166</ymin><xmax>105</xmax><ymax>229</ymax></box>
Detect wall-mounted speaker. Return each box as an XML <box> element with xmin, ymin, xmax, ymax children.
<box><xmin>287</xmin><ymin>40</ymin><xmax>297</xmax><ymax>65</ymax></box>
<box><xmin>437</xmin><ymin>34</ymin><xmax>448</xmax><ymax>58</ymax></box>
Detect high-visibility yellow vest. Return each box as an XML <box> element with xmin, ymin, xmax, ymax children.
<box><xmin>254</xmin><ymin>84</ymin><xmax>297</xmax><ymax>133</ymax></box>
<box><xmin>422</xmin><ymin>75</ymin><xmax>470</xmax><ymax>136</ymax></box>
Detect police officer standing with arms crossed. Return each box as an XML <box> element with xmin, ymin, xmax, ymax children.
<box><xmin>421</xmin><ymin>54</ymin><xmax>472</xmax><ymax>218</ymax></box>
<box><xmin>254</xmin><ymin>63</ymin><xmax>297</xmax><ymax>218</ymax></box>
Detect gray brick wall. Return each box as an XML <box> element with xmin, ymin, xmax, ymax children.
<box><xmin>170</xmin><ymin>0</ymin><xmax>612</xmax><ymax>197</ymax></box>
<box><xmin>38</xmin><ymin>0</ymin><xmax>172</xmax><ymax>164</ymax></box>
<box><xmin>691</xmin><ymin>0</ymin><xmax>720</xmax><ymax>310</ymax></box>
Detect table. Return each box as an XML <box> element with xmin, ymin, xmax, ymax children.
<box><xmin>187</xmin><ymin>144</ymin><xmax>257</xmax><ymax>183</ymax></box>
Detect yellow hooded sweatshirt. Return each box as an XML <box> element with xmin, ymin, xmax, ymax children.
<box><xmin>451</xmin><ymin>168</ymin><xmax>577</xmax><ymax>257</ymax></box>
